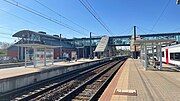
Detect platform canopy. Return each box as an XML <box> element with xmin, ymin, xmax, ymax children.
<box><xmin>134</xmin><ymin>39</ymin><xmax>176</xmax><ymax>45</ymax></box>
<box><xmin>133</xmin><ymin>39</ymin><xmax>175</xmax><ymax>70</ymax></box>
<box><xmin>13</xmin><ymin>30</ymin><xmax>74</xmax><ymax>48</ymax></box>
<box><xmin>15</xmin><ymin>43</ymin><xmax>61</xmax><ymax>48</ymax></box>
<box><xmin>15</xmin><ymin>44</ymin><xmax>59</xmax><ymax>68</ymax></box>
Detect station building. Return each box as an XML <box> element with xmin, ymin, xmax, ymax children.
<box><xmin>7</xmin><ymin>30</ymin><xmax>76</xmax><ymax>61</ymax></box>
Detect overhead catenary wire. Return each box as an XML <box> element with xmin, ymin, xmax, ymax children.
<box><xmin>3</xmin><ymin>0</ymin><xmax>87</xmax><ymax>36</ymax></box>
<box><xmin>0</xmin><ymin>8</ymin><xmax>69</xmax><ymax>36</ymax></box>
<box><xmin>151</xmin><ymin>0</ymin><xmax>171</xmax><ymax>32</ymax></box>
<box><xmin>172</xmin><ymin>27</ymin><xmax>180</xmax><ymax>32</ymax></box>
<box><xmin>0</xmin><ymin>26</ymin><xmax>16</xmax><ymax>31</ymax></box>
<box><xmin>84</xmin><ymin>0</ymin><xmax>112</xmax><ymax>35</ymax></box>
<box><xmin>81</xmin><ymin>0</ymin><xmax>113</xmax><ymax>35</ymax></box>
<box><xmin>0</xmin><ymin>8</ymin><xmax>70</xmax><ymax>38</ymax></box>
<box><xmin>33</xmin><ymin>0</ymin><xmax>96</xmax><ymax>37</ymax></box>
<box><xmin>34</xmin><ymin>0</ymin><xmax>89</xmax><ymax>32</ymax></box>
<box><xmin>137</xmin><ymin>27</ymin><xmax>148</xmax><ymax>35</ymax></box>
<box><xmin>0</xmin><ymin>8</ymin><xmax>57</xmax><ymax>34</ymax></box>
<box><xmin>0</xmin><ymin>32</ymin><xmax>18</xmax><ymax>42</ymax></box>
<box><xmin>0</xmin><ymin>32</ymin><xmax>12</xmax><ymax>36</ymax></box>
<box><xmin>119</xmin><ymin>27</ymin><xmax>133</xmax><ymax>35</ymax></box>
<box><xmin>0</xmin><ymin>33</ymin><xmax>17</xmax><ymax>40</ymax></box>
<box><xmin>138</xmin><ymin>26</ymin><xmax>157</xmax><ymax>33</ymax></box>
<box><xmin>78</xmin><ymin>0</ymin><xmax>113</xmax><ymax>35</ymax></box>
<box><xmin>0</xmin><ymin>9</ymin><xmax>72</xmax><ymax>38</ymax></box>
<box><xmin>127</xmin><ymin>28</ymin><xmax>133</xmax><ymax>35</ymax></box>
<box><xmin>0</xmin><ymin>35</ymin><xmax>15</xmax><ymax>39</ymax></box>
<box><xmin>84</xmin><ymin>0</ymin><xmax>109</xmax><ymax>29</ymax></box>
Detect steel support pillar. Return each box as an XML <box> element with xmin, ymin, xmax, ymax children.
<box><xmin>52</xmin><ymin>49</ymin><xmax>54</xmax><ymax>65</ymax></box>
<box><xmin>44</xmin><ymin>47</ymin><xmax>46</xmax><ymax>66</ymax></box>
<box><xmin>25</xmin><ymin>47</ymin><xmax>27</xmax><ymax>68</ymax></box>
<box><xmin>152</xmin><ymin>43</ymin><xmax>154</xmax><ymax>60</ymax></box>
<box><xmin>144</xmin><ymin>44</ymin><xmax>147</xmax><ymax>70</ymax></box>
<box><xmin>90</xmin><ymin>32</ymin><xmax>92</xmax><ymax>59</ymax></box>
<box><xmin>159</xmin><ymin>44</ymin><xmax>162</xmax><ymax>70</ymax></box>
<box><xmin>33</xmin><ymin>48</ymin><xmax>37</xmax><ymax>68</ymax></box>
<box><xmin>21</xmin><ymin>47</ymin><xmax>23</xmax><ymax>60</ymax></box>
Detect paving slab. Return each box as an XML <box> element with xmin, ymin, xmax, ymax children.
<box><xmin>100</xmin><ymin>58</ymin><xmax>180</xmax><ymax>101</ymax></box>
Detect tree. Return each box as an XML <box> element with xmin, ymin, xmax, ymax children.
<box><xmin>0</xmin><ymin>42</ymin><xmax>10</xmax><ymax>49</ymax></box>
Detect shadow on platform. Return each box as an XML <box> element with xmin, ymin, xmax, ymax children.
<box><xmin>147</xmin><ymin>67</ymin><xmax>180</xmax><ymax>72</ymax></box>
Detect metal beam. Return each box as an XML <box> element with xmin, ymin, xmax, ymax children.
<box><xmin>90</xmin><ymin>32</ymin><xmax>92</xmax><ymax>59</ymax></box>
<box><xmin>25</xmin><ymin>47</ymin><xmax>27</xmax><ymax>67</ymax></box>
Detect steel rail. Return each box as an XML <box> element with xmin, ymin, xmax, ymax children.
<box><xmin>0</xmin><ymin>60</ymin><xmax>109</xmax><ymax>100</ymax></box>
<box><xmin>60</xmin><ymin>58</ymin><xmax>126</xmax><ymax>101</ymax></box>
<box><xmin>13</xmin><ymin>60</ymin><xmax>111</xmax><ymax>101</ymax></box>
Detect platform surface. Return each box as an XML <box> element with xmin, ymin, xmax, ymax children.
<box><xmin>100</xmin><ymin>58</ymin><xmax>180</xmax><ymax>101</ymax></box>
<box><xmin>0</xmin><ymin>59</ymin><xmax>100</xmax><ymax>80</ymax></box>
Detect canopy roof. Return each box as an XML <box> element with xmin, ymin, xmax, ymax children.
<box><xmin>134</xmin><ymin>39</ymin><xmax>176</xmax><ymax>45</ymax></box>
<box><xmin>12</xmin><ymin>30</ymin><xmax>75</xmax><ymax>48</ymax></box>
<box><xmin>15</xmin><ymin>44</ymin><xmax>60</xmax><ymax>48</ymax></box>
<box><xmin>13</xmin><ymin>30</ymin><xmax>60</xmax><ymax>40</ymax></box>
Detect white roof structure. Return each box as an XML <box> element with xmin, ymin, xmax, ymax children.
<box><xmin>162</xmin><ymin>43</ymin><xmax>180</xmax><ymax>49</ymax></box>
<box><xmin>134</xmin><ymin>39</ymin><xmax>176</xmax><ymax>45</ymax></box>
<box><xmin>15</xmin><ymin>44</ymin><xmax>60</xmax><ymax>48</ymax></box>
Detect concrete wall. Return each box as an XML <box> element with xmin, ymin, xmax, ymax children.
<box><xmin>0</xmin><ymin>58</ymin><xmax>109</xmax><ymax>93</ymax></box>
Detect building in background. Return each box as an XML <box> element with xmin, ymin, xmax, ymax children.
<box><xmin>7</xmin><ymin>30</ymin><xmax>75</xmax><ymax>61</ymax></box>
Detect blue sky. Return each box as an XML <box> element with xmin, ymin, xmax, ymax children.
<box><xmin>0</xmin><ymin>0</ymin><xmax>179</xmax><ymax>43</ymax></box>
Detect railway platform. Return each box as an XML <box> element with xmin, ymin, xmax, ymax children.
<box><xmin>100</xmin><ymin>58</ymin><xmax>180</xmax><ymax>101</ymax></box>
<box><xmin>0</xmin><ymin>58</ymin><xmax>100</xmax><ymax>80</ymax></box>
<box><xmin>0</xmin><ymin>58</ymin><xmax>110</xmax><ymax>93</ymax></box>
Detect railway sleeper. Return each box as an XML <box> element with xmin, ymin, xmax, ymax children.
<box><xmin>73</xmin><ymin>96</ymin><xmax>89</xmax><ymax>101</ymax></box>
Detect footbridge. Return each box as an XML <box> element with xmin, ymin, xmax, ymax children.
<box><xmin>63</xmin><ymin>32</ymin><xmax>180</xmax><ymax>47</ymax></box>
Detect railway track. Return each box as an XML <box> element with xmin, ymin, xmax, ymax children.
<box><xmin>0</xmin><ymin>59</ymin><xmax>110</xmax><ymax>100</ymax></box>
<box><xmin>12</xmin><ymin>58</ymin><xmax>126</xmax><ymax>101</ymax></box>
<box><xmin>70</xmin><ymin>61</ymin><xmax>125</xmax><ymax>101</ymax></box>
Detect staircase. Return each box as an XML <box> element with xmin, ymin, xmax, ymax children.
<box><xmin>94</xmin><ymin>36</ymin><xmax>109</xmax><ymax>52</ymax></box>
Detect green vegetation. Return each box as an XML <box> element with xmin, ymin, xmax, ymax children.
<box><xmin>0</xmin><ymin>50</ymin><xmax>7</xmax><ymax>56</ymax></box>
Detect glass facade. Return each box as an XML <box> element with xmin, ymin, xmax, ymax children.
<box><xmin>25</xmin><ymin>48</ymin><xmax>34</xmax><ymax>62</ymax></box>
<box><xmin>66</xmin><ymin>38</ymin><xmax>100</xmax><ymax>47</ymax></box>
<box><xmin>35</xmin><ymin>48</ymin><xmax>54</xmax><ymax>66</ymax></box>
<box><xmin>25</xmin><ymin>48</ymin><xmax>54</xmax><ymax>67</ymax></box>
<box><xmin>46</xmin><ymin>49</ymin><xmax>54</xmax><ymax>65</ymax></box>
<box><xmin>109</xmin><ymin>37</ymin><xmax>130</xmax><ymax>46</ymax></box>
<box><xmin>36</xmin><ymin>48</ymin><xmax>45</xmax><ymax>66</ymax></box>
